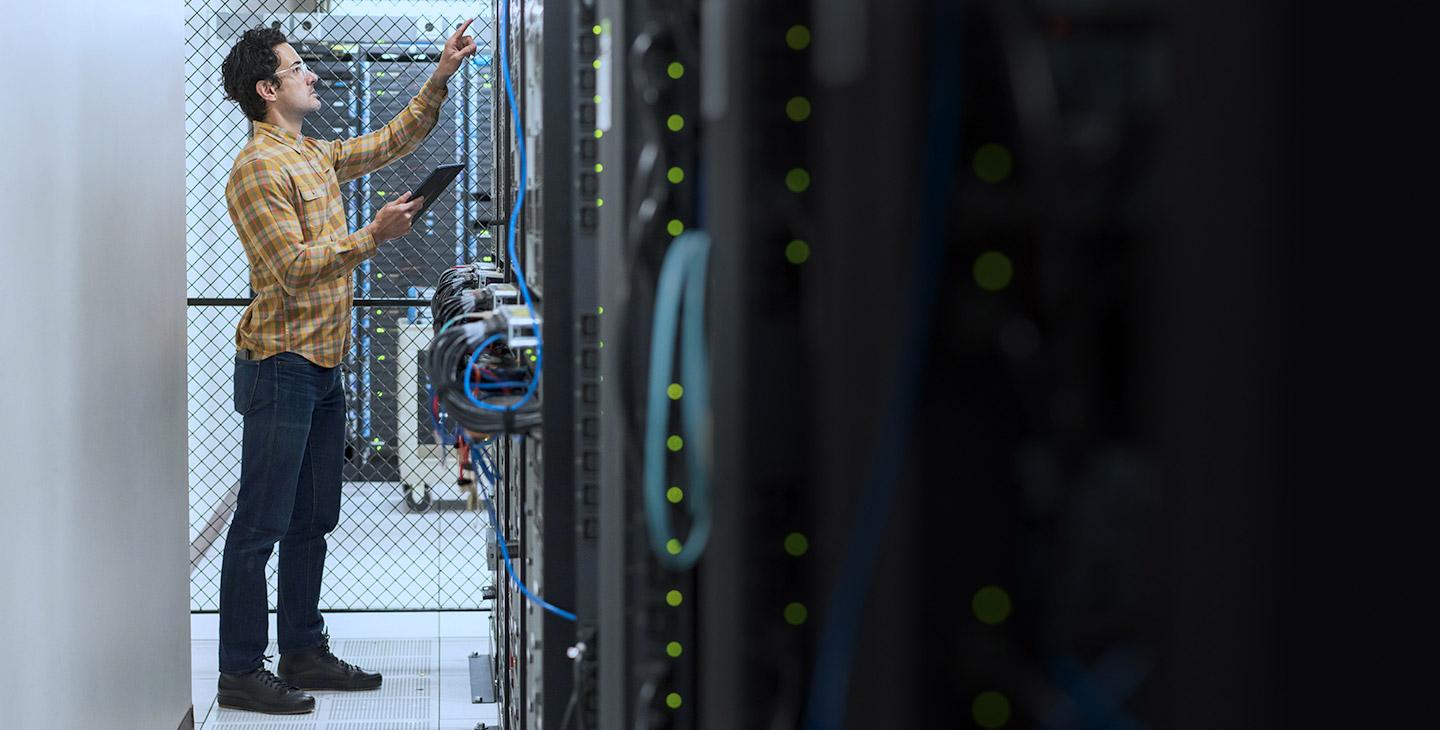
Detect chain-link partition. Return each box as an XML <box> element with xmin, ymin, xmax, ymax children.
<box><xmin>186</xmin><ymin>0</ymin><xmax>499</xmax><ymax>611</ymax></box>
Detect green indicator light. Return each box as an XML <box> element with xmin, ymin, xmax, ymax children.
<box><xmin>592</xmin><ymin>59</ymin><xmax>602</xmax><ymax>70</ymax></box>
<box><xmin>598</xmin><ymin>305</ymin><xmax>605</xmax><ymax>314</ymax></box>
<box><xmin>376</xmin><ymin>327</ymin><xmax>386</xmax><ymax>333</ymax></box>
<box><xmin>667</xmin><ymin>487</ymin><xmax>684</xmax><ymax>503</ymax></box>
<box><xmin>483</xmin><ymin>255</ymin><xmax>494</xmax><ymax>262</ymax></box>
<box><xmin>666</xmin><ymin>590</ymin><xmax>683</xmax><ymax>607</ymax></box>
<box><xmin>784</xmin><ymin>602</ymin><xmax>808</xmax><ymax>626</ymax></box>
<box><xmin>666</xmin><ymin>114</ymin><xmax>685</xmax><ymax>132</ymax></box>
<box><xmin>667</xmin><ymin>62</ymin><xmax>684</xmax><ymax>79</ymax></box>
<box><xmin>784</xmin><ymin>532</ymin><xmax>809</xmax><ymax>557</ymax></box>
<box><xmin>785</xmin><ymin>96</ymin><xmax>811</xmax><ymax>122</ymax></box>
<box><xmin>376</xmin><ymin>391</ymin><xmax>383</xmax><ymax>397</ymax></box>
<box><xmin>666</xmin><ymin>641</ymin><xmax>683</xmax><ymax>658</ymax></box>
<box><xmin>595</xmin><ymin>163</ymin><xmax>604</xmax><ymax>173</ymax></box>
<box><xmin>378</xmin><ymin>190</ymin><xmax>387</xmax><ymax>197</ymax></box>
<box><xmin>667</xmin><ymin>435</ymin><xmax>684</xmax><ymax>452</ymax></box>
<box><xmin>667</xmin><ymin>383</ymin><xmax>684</xmax><ymax>400</ymax></box>
<box><xmin>483</xmin><ymin>83</ymin><xmax>492</xmax><ymax>89</ymax></box>
<box><xmin>785</xmin><ymin>168</ymin><xmax>811</xmax><ymax>193</ymax></box>
<box><xmin>376</xmin><ymin>273</ymin><xmax>384</xmax><ymax>279</ymax></box>
<box><xmin>666</xmin><ymin>539</ymin><xmax>682</xmax><ymax>555</ymax></box>
<box><xmin>666</xmin><ymin>219</ymin><xmax>684</xmax><ymax>236</ymax></box>
<box><xmin>530</xmin><ymin>354</ymin><xmax>538</xmax><ymax>362</ymax></box>
<box><xmin>786</xmin><ymin>25</ymin><xmax>811</xmax><ymax>50</ymax></box>
<box><xmin>667</xmin><ymin>166</ymin><xmax>685</xmax><ymax>184</ymax></box>
<box><xmin>595</xmin><ymin>129</ymin><xmax>604</xmax><ymax>139</ymax></box>
<box><xmin>593</xmin><ymin>94</ymin><xmax>602</xmax><ymax>104</ymax></box>
<box><xmin>377</xmin><ymin>355</ymin><xmax>386</xmax><ymax>361</ymax></box>
<box><xmin>375</xmin><ymin>309</ymin><xmax>382</xmax><ymax>314</ymax></box>
<box><xmin>785</xmin><ymin>240</ymin><xmax>810</xmax><ymax>265</ymax></box>
<box><xmin>973</xmin><ymin>143</ymin><xmax>1014</xmax><ymax>183</ymax></box>
<box><xmin>973</xmin><ymin>586</ymin><xmax>1013</xmax><ymax>625</ymax></box>
<box><xmin>973</xmin><ymin>691</ymin><xmax>1012</xmax><ymax>729</ymax></box>
<box><xmin>597</xmin><ymin>198</ymin><xmax>605</xmax><ymax>207</ymax></box>
<box><xmin>592</xmin><ymin>24</ymin><xmax>602</xmax><ymax>35</ymax></box>
<box><xmin>599</xmin><ymin>341</ymin><xmax>605</xmax><ymax>348</ymax></box>
<box><xmin>973</xmin><ymin>251</ymin><xmax>1014</xmax><ymax>292</ymax></box>
<box><xmin>666</xmin><ymin>693</ymin><xmax>682</xmax><ymax>710</ymax></box>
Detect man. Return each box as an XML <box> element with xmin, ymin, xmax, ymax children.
<box><xmin>215</xmin><ymin>21</ymin><xmax>477</xmax><ymax>715</ymax></box>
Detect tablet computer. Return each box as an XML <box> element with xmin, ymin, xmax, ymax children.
<box><xmin>412</xmin><ymin>163</ymin><xmax>465</xmax><ymax>215</ymax></box>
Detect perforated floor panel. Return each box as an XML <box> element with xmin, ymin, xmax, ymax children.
<box><xmin>196</xmin><ymin>624</ymin><xmax>499</xmax><ymax>730</ymax></box>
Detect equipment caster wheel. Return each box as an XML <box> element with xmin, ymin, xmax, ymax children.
<box><xmin>402</xmin><ymin>482</ymin><xmax>432</xmax><ymax>512</ymax></box>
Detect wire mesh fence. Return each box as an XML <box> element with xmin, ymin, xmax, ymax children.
<box><xmin>185</xmin><ymin>0</ymin><xmax>499</xmax><ymax>611</ymax></box>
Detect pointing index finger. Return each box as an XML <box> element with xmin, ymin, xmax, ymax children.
<box><xmin>452</xmin><ymin>18</ymin><xmax>474</xmax><ymax>41</ymax></box>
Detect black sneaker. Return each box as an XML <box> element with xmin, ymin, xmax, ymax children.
<box><xmin>277</xmin><ymin>631</ymin><xmax>383</xmax><ymax>691</ymax></box>
<box><xmin>216</xmin><ymin>659</ymin><xmax>316</xmax><ymax>715</ymax></box>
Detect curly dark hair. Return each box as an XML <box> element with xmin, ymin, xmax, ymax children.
<box><xmin>221</xmin><ymin>27</ymin><xmax>289</xmax><ymax>122</ymax></box>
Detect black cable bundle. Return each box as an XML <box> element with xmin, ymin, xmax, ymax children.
<box><xmin>430</xmin><ymin>262</ymin><xmax>504</xmax><ymax>333</ymax></box>
<box><xmin>428</xmin><ymin>315</ymin><xmax>543</xmax><ymax>435</ymax></box>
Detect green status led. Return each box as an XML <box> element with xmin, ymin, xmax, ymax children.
<box><xmin>666</xmin><ymin>219</ymin><xmax>684</xmax><ymax>236</ymax></box>
<box><xmin>786</xmin><ymin>96</ymin><xmax>811</xmax><ymax>122</ymax></box>
<box><xmin>667</xmin><ymin>114</ymin><xmax>685</xmax><ymax>132</ymax></box>
<box><xmin>785</xmin><ymin>240</ymin><xmax>810</xmax><ymax>265</ymax></box>
<box><xmin>667</xmin><ymin>435</ymin><xmax>684</xmax><ymax>452</ymax></box>
<box><xmin>667</xmin><ymin>166</ymin><xmax>685</xmax><ymax>184</ymax></box>
<box><xmin>973</xmin><ymin>143</ymin><xmax>1014</xmax><ymax>183</ymax></box>
<box><xmin>973</xmin><ymin>251</ymin><xmax>1014</xmax><ymax>292</ymax></box>
<box><xmin>786</xmin><ymin>25</ymin><xmax>811</xmax><ymax>50</ymax></box>
<box><xmin>972</xmin><ymin>585</ymin><xmax>1012</xmax><ymax>625</ymax></box>
<box><xmin>666</xmin><ymin>641</ymin><xmax>683</xmax><ymax>658</ymax></box>
<box><xmin>666</xmin><ymin>539</ymin><xmax>682</xmax><ymax>555</ymax></box>
<box><xmin>784</xmin><ymin>602</ymin><xmax>808</xmax><ymax>626</ymax></box>
<box><xmin>973</xmin><ymin>691</ymin><xmax>1012</xmax><ymax>729</ymax></box>
<box><xmin>667</xmin><ymin>487</ymin><xmax>684</xmax><ymax>503</ymax></box>
<box><xmin>785</xmin><ymin>168</ymin><xmax>810</xmax><ymax>193</ymax></box>
<box><xmin>666</xmin><ymin>590</ymin><xmax>683</xmax><ymax>607</ymax></box>
<box><xmin>667</xmin><ymin>62</ymin><xmax>684</xmax><ymax>79</ymax></box>
<box><xmin>784</xmin><ymin>532</ymin><xmax>808</xmax><ymax>557</ymax></box>
<box><xmin>666</xmin><ymin>693</ymin><xmax>682</xmax><ymax>709</ymax></box>
<box><xmin>667</xmin><ymin>383</ymin><xmax>684</xmax><ymax>400</ymax></box>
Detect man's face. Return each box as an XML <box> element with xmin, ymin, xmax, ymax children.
<box><xmin>262</xmin><ymin>43</ymin><xmax>321</xmax><ymax>118</ymax></box>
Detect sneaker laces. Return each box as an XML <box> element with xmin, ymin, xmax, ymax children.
<box><xmin>315</xmin><ymin>631</ymin><xmax>364</xmax><ymax>674</ymax></box>
<box><xmin>253</xmin><ymin>656</ymin><xmax>299</xmax><ymax>692</ymax></box>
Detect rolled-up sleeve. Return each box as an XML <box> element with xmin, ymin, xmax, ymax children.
<box><xmin>327</xmin><ymin>76</ymin><xmax>450</xmax><ymax>183</ymax></box>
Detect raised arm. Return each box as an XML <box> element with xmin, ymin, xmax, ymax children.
<box><xmin>327</xmin><ymin>19</ymin><xmax>479</xmax><ymax>183</ymax></box>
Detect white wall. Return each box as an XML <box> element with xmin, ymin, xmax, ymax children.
<box><xmin>0</xmin><ymin>1</ymin><xmax>192</xmax><ymax>729</ymax></box>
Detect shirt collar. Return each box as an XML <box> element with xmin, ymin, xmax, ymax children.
<box><xmin>252</xmin><ymin>121</ymin><xmax>307</xmax><ymax>153</ymax></box>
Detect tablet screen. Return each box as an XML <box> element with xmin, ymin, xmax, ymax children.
<box><xmin>413</xmin><ymin>164</ymin><xmax>465</xmax><ymax>215</ymax></box>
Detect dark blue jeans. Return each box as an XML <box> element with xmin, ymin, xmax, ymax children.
<box><xmin>219</xmin><ymin>351</ymin><xmax>345</xmax><ymax>673</ymax></box>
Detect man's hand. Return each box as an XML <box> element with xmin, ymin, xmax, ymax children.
<box><xmin>435</xmin><ymin>19</ymin><xmax>479</xmax><ymax>81</ymax></box>
<box><xmin>366</xmin><ymin>192</ymin><xmax>426</xmax><ymax>242</ymax></box>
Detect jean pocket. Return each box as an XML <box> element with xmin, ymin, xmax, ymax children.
<box><xmin>233</xmin><ymin>359</ymin><xmax>263</xmax><ymax>415</ymax></box>
<box><xmin>270</xmin><ymin>352</ymin><xmax>313</xmax><ymax>367</ymax></box>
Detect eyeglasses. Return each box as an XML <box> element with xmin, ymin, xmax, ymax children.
<box><xmin>271</xmin><ymin>61</ymin><xmax>310</xmax><ymax>82</ymax></box>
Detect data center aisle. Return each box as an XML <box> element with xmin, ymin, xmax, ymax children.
<box><xmin>191</xmin><ymin>612</ymin><xmax>499</xmax><ymax>730</ymax></box>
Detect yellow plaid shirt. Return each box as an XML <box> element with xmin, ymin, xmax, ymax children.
<box><xmin>227</xmin><ymin>76</ymin><xmax>449</xmax><ymax>368</ymax></box>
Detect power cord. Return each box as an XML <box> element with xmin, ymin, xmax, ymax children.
<box><xmin>465</xmin><ymin>433</ymin><xmax>577</xmax><ymax>622</ymax></box>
